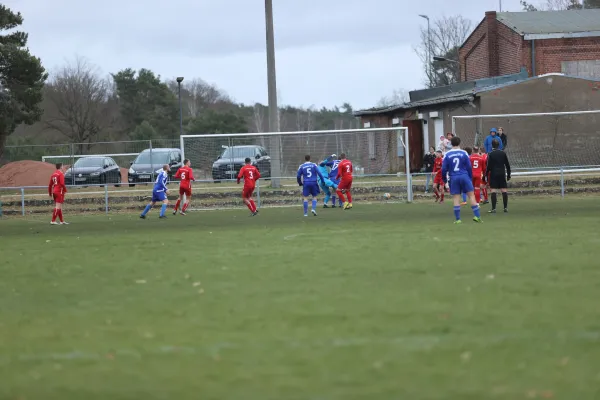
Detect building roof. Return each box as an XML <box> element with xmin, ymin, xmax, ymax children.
<box><xmin>354</xmin><ymin>73</ymin><xmax>599</xmax><ymax>117</ymax></box>
<box><xmin>497</xmin><ymin>9</ymin><xmax>600</xmax><ymax>39</ymax></box>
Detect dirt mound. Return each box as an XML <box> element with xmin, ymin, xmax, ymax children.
<box><xmin>0</xmin><ymin>160</ymin><xmax>57</xmax><ymax>187</ymax></box>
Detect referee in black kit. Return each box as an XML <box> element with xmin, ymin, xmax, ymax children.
<box><xmin>485</xmin><ymin>139</ymin><xmax>511</xmax><ymax>213</ymax></box>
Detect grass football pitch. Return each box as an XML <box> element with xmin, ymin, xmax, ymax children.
<box><xmin>1</xmin><ymin>197</ymin><xmax>600</xmax><ymax>400</ymax></box>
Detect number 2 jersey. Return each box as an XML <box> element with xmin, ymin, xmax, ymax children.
<box><xmin>238</xmin><ymin>165</ymin><xmax>260</xmax><ymax>187</ymax></box>
<box><xmin>174</xmin><ymin>166</ymin><xmax>195</xmax><ymax>188</ymax></box>
<box><xmin>441</xmin><ymin>149</ymin><xmax>472</xmax><ymax>181</ymax></box>
<box><xmin>336</xmin><ymin>159</ymin><xmax>353</xmax><ymax>181</ymax></box>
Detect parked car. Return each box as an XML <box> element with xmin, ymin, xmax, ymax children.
<box><xmin>65</xmin><ymin>156</ymin><xmax>122</xmax><ymax>186</ymax></box>
<box><xmin>128</xmin><ymin>148</ymin><xmax>182</xmax><ymax>187</ymax></box>
<box><xmin>212</xmin><ymin>145</ymin><xmax>271</xmax><ymax>182</ymax></box>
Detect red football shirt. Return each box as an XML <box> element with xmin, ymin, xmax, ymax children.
<box><xmin>433</xmin><ymin>157</ymin><xmax>443</xmax><ymax>176</ymax></box>
<box><xmin>175</xmin><ymin>166</ymin><xmax>195</xmax><ymax>188</ymax></box>
<box><xmin>470</xmin><ymin>154</ymin><xmax>484</xmax><ymax>177</ymax></box>
<box><xmin>336</xmin><ymin>159</ymin><xmax>353</xmax><ymax>180</ymax></box>
<box><xmin>481</xmin><ymin>153</ymin><xmax>488</xmax><ymax>176</ymax></box>
<box><xmin>49</xmin><ymin>170</ymin><xmax>67</xmax><ymax>196</ymax></box>
<box><xmin>237</xmin><ymin>165</ymin><xmax>260</xmax><ymax>186</ymax></box>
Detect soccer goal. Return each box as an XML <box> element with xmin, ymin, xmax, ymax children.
<box><xmin>452</xmin><ymin>110</ymin><xmax>600</xmax><ymax>170</ymax></box>
<box><xmin>180</xmin><ymin>126</ymin><xmax>413</xmax><ymax>207</ymax></box>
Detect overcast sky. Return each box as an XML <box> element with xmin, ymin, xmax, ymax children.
<box><xmin>7</xmin><ymin>0</ymin><xmax>526</xmax><ymax>110</ymax></box>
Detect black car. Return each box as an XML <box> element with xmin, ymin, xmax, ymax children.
<box><xmin>128</xmin><ymin>148</ymin><xmax>182</xmax><ymax>187</ymax></box>
<box><xmin>65</xmin><ymin>156</ymin><xmax>122</xmax><ymax>186</ymax></box>
<box><xmin>212</xmin><ymin>145</ymin><xmax>271</xmax><ymax>182</ymax></box>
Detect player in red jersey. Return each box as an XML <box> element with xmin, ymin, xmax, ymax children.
<box><xmin>479</xmin><ymin>147</ymin><xmax>489</xmax><ymax>204</ymax></box>
<box><xmin>48</xmin><ymin>163</ymin><xmax>68</xmax><ymax>225</ymax></box>
<box><xmin>173</xmin><ymin>159</ymin><xmax>195</xmax><ymax>216</ymax></box>
<box><xmin>466</xmin><ymin>147</ymin><xmax>484</xmax><ymax>203</ymax></box>
<box><xmin>432</xmin><ymin>150</ymin><xmax>444</xmax><ymax>203</ymax></box>
<box><xmin>237</xmin><ymin>157</ymin><xmax>261</xmax><ymax>216</ymax></box>
<box><xmin>335</xmin><ymin>153</ymin><xmax>353</xmax><ymax>210</ymax></box>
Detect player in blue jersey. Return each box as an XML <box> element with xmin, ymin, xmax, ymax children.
<box><xmin>318</xmin><ymin>156</ymin><xmax>339</xmax><ymax>208</ymax></box>
<box><xmin>297</xmin><ymin>155</ymin><xmax>325</xmax><ymax>217</ymax></box>
<box><xmin>140</xmin><ymin>165</ymin><xmax>170</xmax><ymax>219</ymax></box>
<box><xmin>441</xmin><ymin>137</ymin><xmax>482</xmax><ymax>224</ymax></box>
<box><xmin>322</xmin><ymin>154</ymin><xmax>343</xmax><ymax>208</ymax></box>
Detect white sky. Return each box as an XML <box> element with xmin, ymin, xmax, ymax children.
<box><xmin>6</xmin><ymin>0</ymin><xmax>526</xmax><ymax>109</ymax></box>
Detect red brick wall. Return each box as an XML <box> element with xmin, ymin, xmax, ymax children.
<box><xmin>532</xmin><ymin>37</ymin><xmax>600</xmax><ymax>75</ymax></box>
<box><xmin>460</xmin><ymin>12</ymin><xmax>600</xmax><ymax>81</ymax></box>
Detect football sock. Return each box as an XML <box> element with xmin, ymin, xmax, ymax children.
<box><xmin>472</xmin><ymin>204</ymin><xmax>481</xmax><ymax>218</ymax></box>
<box><xmin>453</xmin><ymin>205</ymin><xmax>461</xmax><ymax>221</ymax></box>
<box><xmin>250</xmin><ymin>200</ymin><xmax>257</xmax><ymax>212</ymax></box>
<box><xmin>346</xmin><ymin>191</ymin><xmax>352</xmax><ymax>203</ymax></box>
<box><xmin>502</xmin><ymin>192</ymin><xmax>508</xmax><ymax>209</ymax></box>
<box><xmin>182</xmin><ymin>202</ymin><xmax>189</xmax><ymax>212</ymax></box>
<box><xmin>245</xmin><ymin>200</ymin><xmax>253</xmax><ymax>212</ymax></box>
<box><xmin>174</xmin><ymin>200</ymin><xmax>181</xmax><ymax>211</ymax></box>
<box><xmin>491</xmin><ymin>193</ymin><xmax>497</xmax><ymax>210</ymax></box>
<box><xmin>141</xmin><ymin>204</ymin><xmax>152</xmax><ymax>216</ymax></box>
<box><xmin>331</xmin><ymin>195</ymin><xmax>336</xmax><ymax>205</ymax></box>
<box><xmin>324</xmin><ymin>193</ymin><xmax>331</xmax><ymax>204</ymax></box>
<box><xmin>336</xmin><ymin>190</ymin><xmax>346</xmax><ymax>203</ymax></box>
<box><xmin>462</xmin><ymin>193</ymin><xmax>467</xmax><ymax>202</ymax></box>
<box><xmin>58</xmin><ymin>210</ymin><xmax>64</xmax><ymax>223</ymax></box>
<box><xmin>474</xmin><ymin>188</ymin><xmax>481</xmax><ymax>203</ymax></box>
<box><xmin>303</xmin><ymin>200</ymin><xmax>308</xmax><ymax>214</ymax></box>
<box><xmin>52</xmin><ymin>208</ymin><xmax>57</xmax><ymax>222</ymax></box>
<box><xmin>483</xmin><ymin>187</ymin><xmax>488</xmax><ymax>200</ymax></box>
<box><xmin>160</xmin><ymin>204</ymin><xmax>167</xmax><ymax>217</ymax></box>
<box><xmin>311</xmin><ymin>199</ymin><xmax>317</xmax><ymax>210</ymax></box>
<box><xmin>441</xmin><ymin>192</ymin><xmax>445</xmax><ymax>201</ymax></box>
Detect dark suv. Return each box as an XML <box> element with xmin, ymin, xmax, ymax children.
<box><xmin>212</xmin><ymin>145</ymin><xmax>271</xmax><ymax>182</ymax></box>
<box><xmin>128</xmin><ymin>148</ymin><xmax>182</xmax><ymax>187</ymax></box>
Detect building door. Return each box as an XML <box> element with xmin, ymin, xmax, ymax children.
<box><xmin>402</xmin><ymin>119</ymin><xmax>424</xmax><ymax>172</ymax></box>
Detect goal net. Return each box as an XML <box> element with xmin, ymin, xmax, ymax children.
<box><xmin>180</xmin><ymin>127</ymin><xmax>412</xmax><ymax>209</ymax></box>
<box><xmin>452</xmin><ymin>110</ymin><xmax>600</xmax><ymax>170</ymax></box>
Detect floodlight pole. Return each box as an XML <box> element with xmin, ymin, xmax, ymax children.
<box><xmin>176</xmin><ymin>77</ymin><xmax>184</xmax><ymax>137</ymax></box>
<box><xmin>265</xmin><ymin>0</ymin><xmax>282</xmax><ymax>187</ymax></box>
<box><xmin>419</xmin><ymin>15</ymin><xmax>431</xmax><ymax>88</ymax></box>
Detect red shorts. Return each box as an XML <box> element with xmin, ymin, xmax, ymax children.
<box><xmin>338</xmin><ymin>178</ymin><xmax>353</xmax><ymax>190</ymax></box>
<box><xmin>53</xmin><ymin>193</ymin><xmax>64</xmax><ymax>204</ymax></box>
<box><xmin>434</xmin><ymin>175</ymin><xmax>443</xmax><ymax>185</ymax></box>
<box><xmin>472</xmin><ymin>177</ymin><xmax>482</xmax><ymax>188</ymax></box>
<box><xmin>242</xmin><ymin>185</ymin><xmax>255</xmax><ymax>199</ymax></box>
<box><xmin>179</xmin><ymin>186</ymin><xmax>192</xmax><ymax>197</ymax></box>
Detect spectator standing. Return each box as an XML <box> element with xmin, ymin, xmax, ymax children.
<box><xmin>423</xmin><ymin>146</ymin><xmax>436</xmax><ymax>193</ymax></box>
<box><xmin>484</xmin><ymin>128</ymin><xmax>503</xmax><ymax>153</ymax></box>
<box><xmin>444</xmin><ymin>132</ymin><xmax>454</xmax><ymax>154</ymax></box>
<box><xmin>498</xmin><ymin>127</ymin><xmax>508</xmax><ymax>150</ymax></box>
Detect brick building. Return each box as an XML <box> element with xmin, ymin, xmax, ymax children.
<box><xmin>460</xmin><ymin>9</ymin><xmax>600</xmax><ymax>81</ymax></box>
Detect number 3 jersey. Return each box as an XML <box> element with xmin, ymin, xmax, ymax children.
<box><xmin>238</xmin><ymin>165</ymin><xmax>261</xmax><ymax>186</ymax></box>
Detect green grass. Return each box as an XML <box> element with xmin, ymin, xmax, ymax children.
<box><xmin>1</xmin><ymin>197</ymin><xmax>600</xmax><ymax>400</ymax></box>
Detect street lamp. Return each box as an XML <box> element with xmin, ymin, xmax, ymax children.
<box><xmin>176</xmin><ymin>77</ymin><xmax>184</xmax><ymax>137</ymax></box>
<box><xmin>419</xmin><ymin>14</ymin><xmax>431</xmax><ymax>88</ymax></box>
<box><xmin>433</xmin><ymin>56</ymin><xmax>459</xmax><ymax>64</ymax></box>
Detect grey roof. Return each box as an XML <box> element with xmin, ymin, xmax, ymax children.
<box><xmin>497</xmin><ymin>10</ymin><xmax>600</xmax><ymax>37</ymax></box>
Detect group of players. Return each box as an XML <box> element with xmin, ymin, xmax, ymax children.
<box><xmin>48</xmin><ymin>139</ymin><xmax>509</xmax><ymax>224</ymax></box>
<box><xmin>432</xmin><ymin>136</ymin><xmax>511</xmax><ymax>223</ymax></box>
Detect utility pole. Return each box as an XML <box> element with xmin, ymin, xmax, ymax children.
<box><xmin>419</xmin><ymin>15</ymin><xmax>432</xmax><ymax>88</ymax></box>
<box><xmin>265</xmin><ymin>0</ymin><xmax>281</xmax><ymax>187</ymax></box>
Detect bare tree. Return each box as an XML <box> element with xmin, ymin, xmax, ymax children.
<box><xmin>252</xmin><ymin>103</ymin><xmax>265</xmax><ymax>133</ymax></box>
<box><xmin>414</xmin><ymin>15</ymin><xmax>473</xmax><ymax>87</ymax></box>
<box><xmin>377</xmin><ymin>89</ymin><xmax>410</xmax><ymax>107</ymax></box>
<box><xmin>520</xmin><ymin>0</ymin><xmax>595</xmax><ymax>10</ymax></box>
<box><xmin>167</xmin><ymin>78</ymin><xmax>231</xmax><ymax>117</ymax></box>
<box><xmin>44</xmin><ymin>56</ymin><xmax>113</xmax><ymax>148</ymax></box>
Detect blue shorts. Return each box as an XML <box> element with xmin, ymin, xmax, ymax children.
<box><xmin>302</xmin><ymin>182</ymin><xmax>320</xmax><ymax>197</ymax></box>
<box><xmin>449</xmin><ymin>175</ymin><xmax>474</xmax><ymax>195</ymax></box>
<box><xmin>152</xmin><ymin>190</ymin><xmax>167</xmax><ymax>202</ymax></box>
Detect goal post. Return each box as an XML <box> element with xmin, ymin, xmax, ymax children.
<box><xmin>180</xmin><ymin>126</ymin><xmax>413</xmax><ymax>207</ymax></box>
<box><xmin>452</xmin><ymin>110</ymin><xmax>600</xmax><ymax>170</ymax></box>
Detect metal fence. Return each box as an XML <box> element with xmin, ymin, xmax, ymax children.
<box><xmin>1</xmin><ymin>168</ymin><xmax>599</xmax><ymax>218</ymax></box>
